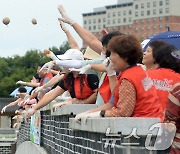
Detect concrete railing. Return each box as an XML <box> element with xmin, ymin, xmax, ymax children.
<box><xmin>69</xmin><ymin>117</ymin><xmax>160</xmax><ymax>135</ymax></box>
<box><xmin>0</xmin><ymin>129</ymin><xmax>17</xmax><ymax>154</ymax></box>
<box><xmin>0</xmin><ymin>128</ymin><xmax>18</xmax><ymax>134</ymax></box>
<box><xmin>16</xmin><ymin>101</ymin><xmax>166</xmax><ymax>154</ymax></box>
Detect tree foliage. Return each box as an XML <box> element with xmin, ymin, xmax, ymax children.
<box><xmin>0</xmin><ymin>42</ymin><xmax>70</xmax><ymax>97</ymax></box>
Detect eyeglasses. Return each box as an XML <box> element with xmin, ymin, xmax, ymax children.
<box><xmin>171</xmin><ymin>50</ymin><xmax>180</xmax><ymax>60</ymax></box>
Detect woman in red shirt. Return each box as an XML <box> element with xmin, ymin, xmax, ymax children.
<box><xmin>146</xmin><ymin>43</ymin><xmax>180</xmax><ymax>112</ymax></box>
<box><xmin>75</xmin><ymin>35</ymin><xmax>163</xmax><ymax>122</ymax></box>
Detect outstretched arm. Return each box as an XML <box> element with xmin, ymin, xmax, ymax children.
<box><xmin>59</xmin><ymin>19</ymin><xmax>79</xmax><ymax>50</ymax></box>
<box><xmin>35</xmin><ymin>74</ymin><xmax>64</xmax><ymax>93</ymax></box>
<box><xmin>6</xmin><ymin>98</ymin><xmax>23</xmax><ymax>107</ymax></box>
<box><xmin>26</xmin><ymin>86</ymin><xmax>65</xmax><ymax>120</ymax></box>
<box><xmin>58</xmin><ymin>5</ymin><xmax>103</xmax><ymax>54</ymax></box>
<box><xmin>1</xmin><ymin>98</ymin><xmax>24</xmax><ymax>113</ymax></box>
<box><xmin>16</xmin><ymin>80</ymin><xmax>39</xmax><ymax>87</ymax></box>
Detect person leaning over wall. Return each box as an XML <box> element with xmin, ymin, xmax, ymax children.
<box><xmin>75</xmin><ymin>34</ymin><xmax>164</xmax><ymax>122</ymax></box>
<box><xmin>1</xmin><ymin>87</ymin><xmax>28</xmax><ymax>114</ymax></box>
<box><xmin>41</xmin><ymin>21</ymin><xmax>123</xmax><ymax>106</ymax></box>
<box><xmin>25</xmin><ymin>49</ymin><xmax>99</xmax><ymax>120</ymax></box>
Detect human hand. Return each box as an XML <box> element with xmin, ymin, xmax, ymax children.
<box><xmin>1</xmin><ymin>106</ymin><xmax>7</xmax><ymax>114</ymax></box>
<box><xmin>25</xmin><ymin>108</ymin><xmax>36</xmax><ymax>121</ymax></box>
<box><xmin>16</xmin><ymin>80</ymin><xmax>27</xmax><ymax>85</ymax></box>
<box><xmin>75</xmin><ymin>111</ymin><xmax>101</xmax><ymax>123</ymax></box>
<box><xmin>39</xmin><ymin>61</ymin><xmax>54</xmax><ymax>73</ymax></box>
<box><xmin>101</xmin><ymin>29</ymin><xmax>108</xmax><ymax>36</ymax></box>
<box><xmin>79</xmin><ymin>64</ymin><xmax>91</xmax><ymax>74</ymax></box>
<box><xmin>34</xmin><ymin>86</ymin><xmax>44</xmax><ymax>93</ymax></box>
<box><xmin>58</xmin><ymin>5</ymin><xmax>76</xmax><ymax>26</ymax></box>
<box><xmin>58</xmin><ymin>19</ymin><xmax>68</xmax><ymax>33</ymax></box>
<box><xmin>42</xmin><ymin>49</ymin><xmax>57</xmax><ymax>60</ymax></box>
<box><xmin>103</xmin><ymin>58</ymin><xmax>116</xmax><ymax>76</ymax></box>
<box><xmin>75</xmin><ymin>111</ymin><xmax>90</xmax><ymax>123</ymax></box>
<box><xmin>23</xmin><ymin>98</ymin><xmax>30</xmax><ymax>106</ymax></box>
<box><xmin>12</xmin><ymin>115</ymin><xmax>18</xmax><ymax>120</ymax></box>
<box><xmin>52</xmin><ymin>101</ymin><xmax>72</xmax><ymax>112</ymax></box>
<box><xmin>15</xmin><ymin>110</ymin><xmax>20</xmax><ymax>114</ymax></box>
<box><xmin>72</xmin><ymin>98</ymin><xmax>84</xmax><ymax>104</ymax></box>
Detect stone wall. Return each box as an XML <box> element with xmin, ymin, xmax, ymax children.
<box><xmin>16</xmin><ymin>103</ymin><xmax>169</xmax><ymax>154</ymax></box>
<box><xmin>0</xmin><ymin>129</ymin><xmax>17</xmax><ymax>154</ymax></box>
<box><xmin>0</xmin><ymin>144</ymin><xmax>11</xmax><ymax>154</ymax></box>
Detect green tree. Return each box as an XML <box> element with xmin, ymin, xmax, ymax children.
<box><xmin>0</xmin><ymin>42</ymin><xmax>69</xmax><ymax>97</ymax></box>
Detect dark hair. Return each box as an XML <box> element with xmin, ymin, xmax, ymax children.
<box><xmin>101</xmin><ymin>31</ymin><xmax>125</xmax><ymax>58</ymax></box>
<box><xmin>108</xmin><ymin>35</ymin><xmax>142</xmax><ymax>65</ymax></box>
<box><xmin>148</xmin><ymin>40</ymin><xmax>168</xmax><ymax>61</ymax></box>
<box><xmin>63</xmin><ymin>72</ymin><xmax>85</xmax><ymax>95</ymax></box>
<box><xmin>101</xmin><ymin>31</ymin><xmax>124</xmax><ymax>46</ymax></box>
<box><xmin>155</xmin><ymin>44</ymin><xmax>180</xmax><ymax>73</ymax></box>
<box><xmin>18</xmin><ymin>87</ymin><xmax>27</xmax><ymax>93</ymax></box>
<box><xmin>33</xmin><ymin>74</ymin><xmax>41</xmax><ymax>82</ymax></box>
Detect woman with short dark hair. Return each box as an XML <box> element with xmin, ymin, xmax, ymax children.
<box><xmin>75</xmin><ymin>35</ymin><xmax>163</xmax><ymax>122</ymax></box>
<box><xmin>147</xmin><ymin>44</ymin><xmax>180</xmax><ymax>112</ymax></box>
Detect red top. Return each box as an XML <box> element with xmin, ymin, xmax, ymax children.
<box><xmin>73</xmin><ymin>74</ymin><xmax>94</xmax><ymax>100</ymax></box>
<box><xmin>114</xmin><ymin>66</ymin><xmax>163</xmax><ymax>121</ymax></box>
<box><xmin>40</xmin><ymin>73</ymin><xmax>53</xmax><ymax>86</ymax></box>
<box><xmin>147</xmin><ymin>68</ymin><xmax>180</xmax><ymax>111</ymax></box>
<box><xmin>98</xmin><ymin>74</ymin><xmax>112</xmax><ymax>103</ymax></box>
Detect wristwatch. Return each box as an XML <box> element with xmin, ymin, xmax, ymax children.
<box><xmin>100</xmin><ymin>110</ymin><xmax>106</xmax><ymax>117</ymax></box>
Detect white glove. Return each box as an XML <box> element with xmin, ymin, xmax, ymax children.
<box><xmin>58</xmin><ymin>19</ymin><xmax>68</xmax><ymax>33</ymax></box>
<box><xmin>52</xmin><ymin>101</ymin><xmax>72</xmax><ymax>112</ymax></box>
<box><xmin>15</xmin><ymin>110</ymin><xmax>20</xmax><ymax>114</ymax></box>
<box><xmin>75</xmin><ymin>111</ymin><xmax>90</xmax><ymax>123</ymax></box>
<box><xmin>1</xmin><ymin>106</ymin><xmax>7</xmax><ymax>114</ymax></box>
<box><xmin>25</xmin><ymin>108</ymin><xmax>36</xmax><ymax>121</ymax></box>
<box><xmin>34</xmin><ymin>86</ymin><xmax>44</xmax><ymax>93</ymax></box>
<box><xmin>39</xmin><ymin>61</ymin><xmax>54</xmax><ymax>73</ymax></box>
<box><xmin>75</xmin><ymin>111</ymin><xmax>101</xmax><ymax>123</ymax></box>
<box><xmin>58</xmin><ymin>5</ymin><xmax>76</xmax><ymax>26</ymax></box>
<box><xmin>103</xmin><ymin>58</ymin><xmax>116</xmax><ymax>76</ymax></box>
<box><xmin>79</xmin><ymin>64</ymin><xmax>91</xmax><ymax>74</ymax></box>
<box><xmin>16</xmin><ymin>80</ymin><xmax>27</xmax><ymax>85</ymax></box>
<box><xmin>42</xmin><ymin>49</ymin><xmax>57</xmax><ymax>60</ymax></box>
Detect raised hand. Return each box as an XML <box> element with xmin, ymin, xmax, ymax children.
<box><xmin>58</xmin><ymin>19</ymin><xmax>68</xmax><ymax>33</ymax></box>
<box><xmin>103</xmin><ymin>58</ymin><xmax>116</xmax><ymax>76</ymax></box>
<box><xmin>39</xmin><ymin>61</ymin><xmax>54</xmax><ymax>73</ymax></box>
<box><xmin>58</xmin><ymin>5</ymin><xmax>75</xmax><ymax>26</ymax></box>
<box><xmin>16</xmin><ymin>80</ymin><xmax>27</xmax><ymax>85</ymax></box>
